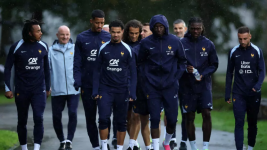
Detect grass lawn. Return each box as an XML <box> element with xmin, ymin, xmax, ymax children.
<box><xmin>0</xmin><ymin>130</ymin><xmax>18</xmax><ymax>150</ymax></box>
<box><xmin>174</xmin><ymin>108</ymin><xmax>267</xmax><ymax>150</ymax></box>
<box><xmin>0</xmin><ymin>94</ymin><xmax>15</xmax><ymax>105</ymax></box>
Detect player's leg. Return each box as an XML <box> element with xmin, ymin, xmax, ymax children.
<box><xmin>98</xmin><ymin>91</ymin><xmax>113</xmax><ymax>150</ymax></box>
<box><xmin>66</xmin><ymin>94</ymin><xmax>79</xmax><ymax>148</ymax></box>
<box><xmin>147</xmin><ymin>93</ymin><xmax>162</xmax><ymax>150</ymax></box>
<box><xmin>178</xmin><ymin>92</ymin><xmax>187</xmax><ymax>150</ymax></box>
<box><xmin>127</xmin><ymin>102</ymin><xmax>133</xmax><ymax>134</ymax></box>
<box><xmin>81</xmin><ymin>88</ymin><xmax>99</xmax><ymax>149</ymax></box>
<box><xmin>114</xmin><ymin>92</ymin><xmax>129</xmax><ymax>150</ymax></box>
<box><xmin>183</xmin><ymin>93</ymin><xmax>198</xmax><ymax>150</ymax></box>
<box><xmin>200</xmin><ymin>90</ymin><xmax>213</xmax><ymax>150</ymax></box>
<box><xmin>162</xmin><ymin>88</ymin><xmax>178</xmax><ymax>150</ymax></box>
<box><xmin>31</xmin><ymin>91</ymin><xmax>46</xmax><ymax>150</ymax></box>
<box><xmin>112</xmin><ymin>104</ymin><xmax>118</xmax><ymax>149</ymax></box>
<box><xmin>15</xmin><ymin>91</ymin><xmax>31</xmax><ymax>150</ymax></box>
<box><xmin>247</xmin><ymin>93</ymin><xmax>261</xmax><ymax>150</ymax></box>
<box><xmin>51</xmin><ymin>95</ymin><xmax>67</xmax><ymax>149</ymax></box>
<box><xmin>232</xmin><ymin>94</ymin><xmax>246</xmax><ymax>150</ymax></box>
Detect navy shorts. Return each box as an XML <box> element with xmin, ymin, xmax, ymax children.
<box><xmin>133</xmin><ymin>87</ymin><xmax>149</xmax><ymax>115</ymax></box>
<box><xmin>182</xmin><ymin>90</ymin><xmax>213</xmax><ymax>113</ymax></box>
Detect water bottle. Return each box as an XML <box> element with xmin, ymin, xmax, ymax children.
<box><xmin>193</xmin><ymin>68</ymin><xmax>201</xmax><ymax>80</ymax></box>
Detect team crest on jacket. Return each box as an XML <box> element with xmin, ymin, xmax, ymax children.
<box><xmin>166</xmin><ymin>45</ymin><xmax>174</xmax><ymax>55</ymax></box>
<box><xmin>121</xmin><ymin>51</ymin><xmax>124</xmax><ymax>57</ymax></box>
<box><xmin>102</xmin><ymin>41</ymin><xmax>105</xmax><ymax>44</ymax></box>
<box><xmin>200</xmin><ymin>47</ymin><xmax>208</xmax><ymax>56</ymax></box>
<box><xmin>38</xmin><ymin>50</ymin><xmax>42</xmax><ymax>54</ymax></box>
<box><xmin>185</xmin><ymin>105</ymin><xmax>188</xmax><ymax>109</ymax></box>
<box><xmin>70</xmin><ymin>52</ymin><xmax>73</xmax><ymax>55</ymax></box>
<box><xmin>251</xmin><ymin>53</ymin><xmax>254</xmax><ymax>58</ymax></box>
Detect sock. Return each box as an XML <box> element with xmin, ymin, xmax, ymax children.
<box><xmin>61</xmin><ymin>140</ymin><xmax>66</xmax><ymax>143</ymax></box>
<box><xmin>146</xmin><ymin>145</ymin><xmax>151</xmax><ymax>150</ymax></box>
<box><xmin>66</xmin><ymin>139</ymin><xmax>72</xmax><ymax>143</ymax></box>
<box><xmin>189</xmin><ymin>141</ymin><xmax>198</xmax><ymax>150</ymax></box>
<box><xmin>117</xmin><ymin>145</ymin><xmax>123</xmax><ymax>150</ymax></box>
<box><xmin>164</xmin><ymin>132</ymin><xmax>173</xmax><ymax>145</ymax></box>
<box><xmin>129</xmin><ymin>139</ymin><xmax>135</xmax><ymax>149</ymax></box>
<box><xmin>203</xmin><ymin>141</ymin><xmax>209</xmax><ymax>150</ymax></box>
<box><xmin>101</xmin><ymin>139</ymin><xmax>108</xmax><ymax>150</ymax></box>
<box><xmin>134</xmin><ymin>140</ymin><xmax>139</xmax><ymax>147</ymax></box>
<box><xmin>33</xmin><ymin>143</ymin><xmax>40</xmax><ymax>150</ymax></box>
<box><xmin>164</xmin><ymin>127</ymin><xmax>166</xmax><ymax>139</ymax></box>
<box><xmin>181</xmin><ymin>140</ymin><xmax>186</xmax><ymax>143</ymax></box>
<box><xmin>248</xmin><ymin>145</ymin><xmax>253</xmax><ymax>150</ymax></box>
<box><xmin>171</xmin><ymin>138</ymin><xmax>176</xmax><ymax>142</ymax></box>
<box><xmin>152</xmin><ymin>138</ymin><xmax>159</xmax><ymax>150</ymax></box>
<box><xmin>93</xmin><ymin>146</ymin><xmax>100</xmax><ymax>150</ymax></box>
<box><xmin>21</xmin><ymin>144</ymin><xmax>28</xmax><ymax>150</ymax></box>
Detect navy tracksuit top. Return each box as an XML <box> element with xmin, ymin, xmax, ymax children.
<box><xmin>73</xmin><ymin>29</ymin><xmax>111</xmax><ymax>89</ymax></box>
<box><xmin>92</xmin><ymin>41</ymin><xmax>137</xmax><ymax>99</ymax></box>
<box><xmin>180</xmin><ymin>33</ymin><xmax>219</xmax><ymax>93</ymax></box>
<box><xmin>225</xmin><ymin>43</ymin><xmax>266</xmax><ymax>101</ymax></box>
<box><xmin>137</xmin><ymin>15</ymin><xmax>187</xmax><ymax>91</ymax></box>
<box><xmin>4</xmin><ymin>39</ymin><xmax>50</xmax><ymax>92</ymax></box>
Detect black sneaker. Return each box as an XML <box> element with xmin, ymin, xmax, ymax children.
<box><xmin>133</xmin><ymin>145</ymin><xmax>141</xmax><ymax>150</ymax></box>
<box><xmin>127</xmin><ymin>146</ymin><xmax>133</xmax><ymax>150</ymax></box>
<box><xmin>179</xmin><ymin>142</ymin><xmax>187</xmax><ymax>150</ymax></box>
<box><xmin>112</xmin><ymin>138</ymin><xmax>117</xmax><ymax>149</ymax></box>
<box><xmin>65</xmin><ymin>142</ymin><xmax>72</xmax><ymax>150</ymax></box>
<box><xmin>107</xmin><ymin>143</ymin><xmax>110</xmax><ymax>150</ymax></box>
<box><xmin>58</xmin><ymin>142</ymin><xmax>66</xmax><ymax>150</ymax></box>
<box><xmin>170</xmin><ymin>140</ymin><xmax>178</xmax><ymax>150</ymax></box>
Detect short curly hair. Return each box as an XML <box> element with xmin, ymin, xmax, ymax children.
<box><xmin>123</xmin><ymin>19</ymin><xmax>143</xmax><ymax>43</ymax></box>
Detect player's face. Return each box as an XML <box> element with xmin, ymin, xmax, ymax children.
<box><xmin>173</xmin><ymin>23</ymin><xmax>187</xmax><ymax>38</ymax></box>
<box><xmin>153</xmin><ymin>23</ymin><xmax>165</xmax><ymax>37</ymax></box>
<box><xmin>238</xmin><ymin>33</ymin><xmax>251</xmax><ymax>48</ymax></box>
<box><xmin>129</xmin><ymin>27</ymin><xmax>140</xmax><ymax>42</ymax></box>
<box><xmin>141</xmin><ymin>25</ymin><xmax>152</xmax><ymax>39</ymax></box>
<box><xmin>57</xmin><ymin>28</ymin><xmax>70</xmax><ymax>44</ymax></box>
<box><xmin>90</xmin><ymin>17</ymin><xmax>105</xmax><ymax>32</ymax></box>
<box><xmin>29</xmin><ymin>25</ymin><xmax>42</xmax><ymax>41</ymax></box>
<box><xmin>110</xmin><ymin>27</ymin><xmax>123</xmax><ymax>43</ymax></box>
<box><xmin>189</xmin><ymin>22</ymin><xmax>203</xmax><ymax>39</ymax></box>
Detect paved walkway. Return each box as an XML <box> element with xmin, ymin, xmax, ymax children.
<box><xmin>0</xmin><ymin>101</ymin><xmax>237</xmax><ymax>150</ymax></box>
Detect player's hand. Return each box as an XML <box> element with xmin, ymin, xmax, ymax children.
<box><xmin>252</xmin><ymin>88</ymin><xmax>256</xmax><ymax>92</ymax></box>
<box><xmin>94</xmin><ymin>95</ymin><xmax>99</xmax><ymax>100</ymax></box>
<box><xmin>196</xmin><ymin>75</ymin><xmax>203</xmax><ymax>81</ymax></box>
<box><xmin>129</xmin><ymin>98</ymin><xmax>134</xmax><ymax>101</ymax></box>
<box><xmin>5</xmin><ymin>91</ymin><xmax>14</xmax><ymax>99</ymax></box>
<box><xmin>227</xmin><ymin>99</ymin><xmax>232</xmax><ymax>104</ymax></box>
<box><xmin>187</xmin><ymin>65</ymin><xmax>194</xmax><ymax>73</ymax></box>
<box><xmin>46</xmin><ymin>91</ymin><xmax>51</xmax><ymax>98</ymax></box>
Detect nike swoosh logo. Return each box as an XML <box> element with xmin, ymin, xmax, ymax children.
<box><xmin>236</xmin><ymin>55</ymin><xmax>240</xmax><ymax>57</ymax></box>
<box><xmin>86</xmin><ymin>42</ymin><xmax>91</xmax><ymax>45</ymax></box>
<box><xmin>21</xmin><ymin>51</ymin><xmax>27</xmax><ymax>53</ymax></box>
<box><xmin>105</xmin><ymin>52</ymin><xmax>110</xmax><ymax>54</ymax></box>
<box><xmin>184</xmin><ymin>49</ymin><xmax>189</xmax><ymax>51</ymax></box>
<box><xmin>150</xmin><ymin>47</ymin><xmax>155</xmax><ymax>49</ymax></box>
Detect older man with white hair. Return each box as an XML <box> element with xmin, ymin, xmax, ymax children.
<box><xmin>48</xmin><ymin>25</ymin><xmax>80</xmax><ymax>150</ymax></box>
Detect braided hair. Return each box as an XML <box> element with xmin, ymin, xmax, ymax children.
<box><xmin>188</xmin><ymin>17</ymin><xmax>205</xmax><ymax>36</ymax></box>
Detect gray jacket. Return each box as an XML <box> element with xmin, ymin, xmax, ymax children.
<box><xmin>48</xmin><ymin>39</ymin><xmax>80</xmax><ymax>96</ymax></box>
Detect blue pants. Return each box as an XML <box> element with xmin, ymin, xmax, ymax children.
<box><xmin>147</xmin><ymin>86</ymin><xmax>178</xmax><ymax>130</ymax></box>
<box><xmin>172</xmin><ymin>92</ymin><xmax>187</xmax><ymax>141</ymax></box>
<box><xmin>98</xmin><ymin>89</ymin><xmax>129</xmax><ymax>132</ymax></box>
<box><xmin>51</xmin><ymin>94</ymin><xmax>79</xmax><ymax>142</ymax></box>
<box><xmin>81</xmin><ymin>88</ymin><xmax>99</xmax><ymax>148</ymax></box>
<box><xmin>233</xmin><ymin>93</ymin><xmax>261</xmax><ymax>150</ymax></box>
<box><xmin>15</xmin><ymin>90</ymin><xmax>46</xmax><ymax>145</ymax></box>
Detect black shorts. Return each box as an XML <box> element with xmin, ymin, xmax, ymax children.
<box><xmin>182</xmin><ymin>90</ymin><xmax>213</xmax><ymax>113</ymax></box>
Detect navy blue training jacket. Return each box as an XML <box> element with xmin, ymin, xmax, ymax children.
<box><xmin>4</xmin><ymin>39</ymin><xmax>50</xmax><ymax>92</ymax></box>
<box><xmin>137</xmin><ymin>14</ymin><xmax>187</xmax><ymax>91</ymax></box>
<box><xmin>180</xmin><ymin>33</ymin><xmax>219</xmax><ymax>93</ymax></box>
<box><xmin>73</xmin><ymin>29</ymin><xmax>111</xmax><ymax>89</ymax></box>
<box><xmin>92</xmin><ymin>41</ymin><xmax>137</xmax><ymax>99</ymax></box>
<box><xmin>225</xmin><ymin>43</ymin><xmax>266</xmax><ymax>101</ymax></box>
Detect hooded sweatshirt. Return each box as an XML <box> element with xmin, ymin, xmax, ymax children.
<box><xmin>137</xmin><ymin>14</ymin><xmax>187</xmax><ymax>91</ymax></box>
